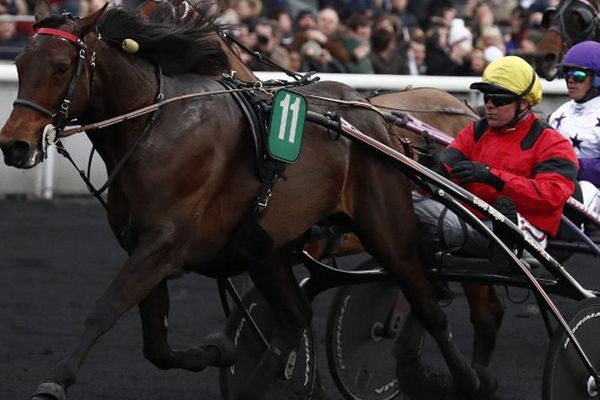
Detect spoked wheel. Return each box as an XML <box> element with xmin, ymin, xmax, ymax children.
<box><xmin>543</xmin><ymin>298</ymin><xmax>600</xmax><ymax>400</ymax></box>
<box><xmin>326</xmin><ymin>259</ymin><xmax>424</xmax><ymax>400</ymax></box>
<box><xmin>219</xmin><ymin>286</ymin><xmax>319</xmax><ymax>400</ymax></box>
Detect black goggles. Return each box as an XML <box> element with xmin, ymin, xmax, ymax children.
<box><xmin>559</xmin><ymin>68</ymin><xmax>589</xmax><ymax>83</ymax></box>
<box><xmin>483</xmin><ymin>93</ymin><xmax>519</xmax><ymax>107</ymax></box>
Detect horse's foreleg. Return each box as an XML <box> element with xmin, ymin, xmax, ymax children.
<box><xmin>31</xmin><ymin>233</ymin><xmax>186</xmax><ymax>400</ymax></box>
<box><xmin>238</xmin><ymin>249</ymin><xmax>313</xmax><ymax>400</ymax></box>
<box><xmin>463</xmin><ymin>282</ymin><xmax>504</xmax><ymax>394</ymax></box>
<box><xmin>139</xmin><ymin>279</ymin><xmax>235</xmax><ymax>371</ymax></box>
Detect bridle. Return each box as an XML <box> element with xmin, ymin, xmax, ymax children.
<box><xmin>12</xmin><ymin>24</ymin><xmax>96</xmax><ymax>153</ymax></box>
<box><xmin>543</xmin><ymin>0</ymin><xmax>600</xmax><ymax>50</ymax></box>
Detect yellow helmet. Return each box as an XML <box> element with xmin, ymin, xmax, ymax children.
<box><xmin>470</xmin><ymin>56</ymin><xmax>542</xmax><ymax>107</ymax></box>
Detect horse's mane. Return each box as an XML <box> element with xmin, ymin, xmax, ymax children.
<box><xmin>36</xmin><ymin>8</ymin><xmax>230</xmax><ymax>76</ymax></box>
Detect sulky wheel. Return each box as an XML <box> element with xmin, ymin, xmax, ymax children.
<box><xmin>543</xmin><ymin>297</ymin><xmax>600</xmax><ymax>400</ymax></box>
<box><xmin>325</xmin><ymin>259</ymin><xmax>424</xmax><ymax>400</ymax></box>
<box><xmin>219</xmin><ymin>286</ymin><xmax>319</xmax><ymax>400</ymax></box>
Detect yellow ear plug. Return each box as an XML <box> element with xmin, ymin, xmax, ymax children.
<box><xmin>121</xmin><ymin>38</ymin><xmax>139</xmax><ymax>54</ymax></box>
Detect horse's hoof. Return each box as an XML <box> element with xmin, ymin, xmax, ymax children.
<box><xmin>203</xmin><ymin>332</ymin><xmax>237</xmax><ymax>367</ymax></box>
<box><xmin>473</xmin><ymin>364</ymin><xmax>498</xmax><ymax>397</ymax></box>
<box><xmin>31</xmin><ymin>382</ymin><xmax>66</xmax><ymax>400</ymax></box>
<box><xmin>454</xmin><ymin>365</ymin><xmax>480</xmax><ymax>397</ymax></box>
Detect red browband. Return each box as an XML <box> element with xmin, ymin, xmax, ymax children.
<box><xmin>35</xmin><ymin>27</ymin><xmax>80</xmax><ymax>45</ymax></box>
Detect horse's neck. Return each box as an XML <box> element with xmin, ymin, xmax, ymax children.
<box><xmin>217</xmin><ymin>36</ymin><xmax>257</xmax><ymax>82</ymax></box>
<box><xmin>86</xmin><ymin>43</ymin><xmax>159</xmax><ymax>160</ymax></box>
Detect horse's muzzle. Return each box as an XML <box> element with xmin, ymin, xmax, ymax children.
<box><xmin>0</xmin><ymin>139</ymin><xmax>42</xmax><ymax>168</ymax></box>
<box><xmin>533</xmin><ymin>52</ymin><xmax>559</xmax><ymax>81</ymax></box>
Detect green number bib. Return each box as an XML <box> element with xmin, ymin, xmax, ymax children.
<box><xmin>268</xmin><ymin>89</ymin><xmax>307</xmax><ymax>163</ymax></box>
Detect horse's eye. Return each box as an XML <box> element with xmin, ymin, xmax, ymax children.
<box><xmin>56</xmin><ymin>63</ymin><xmax>70</xmax><ymax>75</ymax></box>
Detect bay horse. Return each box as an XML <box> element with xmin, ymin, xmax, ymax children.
<box><xmin>0</xmin><ymin>2</ymin><xmax>482</xmax><ymax>399</ymax></box>
<box><xmin>139</xmin><ymin>1</ymin><xmax>503</xmax><ymax>393</ymax></box>
<box><xmin>535</xmin><ymin>0</ymin><xmax>600</xmax><ymax>79</ymax></box>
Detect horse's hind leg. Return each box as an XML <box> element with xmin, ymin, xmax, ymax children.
<box><xmin>354</xmin><ymin>185</ymin><xmax>479</xmax><ymax>395</ymax></box>
<box><xmin>238</xmin><ymin>248</ymin><xmax>313</xmax><ymax>400</ymax></box>
<box><xmin>138</xmin><ymin>279</ymin><xmax>236</xmax><ymax>371</ymax></box>
<box><xmin>463</xmin><ymin>283</ymin><xmax>504</xmax><ymax>394</ymax></box>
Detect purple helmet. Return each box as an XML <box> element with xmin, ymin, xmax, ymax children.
<box><xmin>561</xmin><ymin>41</ymin><xmax>600</xmax><ymax>75</ymax></box>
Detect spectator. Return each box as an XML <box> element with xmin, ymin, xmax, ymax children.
<box><xmin>342</xmin><ymin>13</ymin><xmax>373</xmax><ymax>73</ymax></box>
<box><xmin>247</xmin><ymin>18</ymin><xmax>290</xmax><ymax>70</ymax></box>
<box><xmin>289</xmin><ymin>8</ymin><xmax>349</xmax><ymax>67</ymax></box>
<box><xmin>294</xmin><ymin>8</ymin><xmax>316</xmax><ymax>32</ymax></box>
<box><xmin>486</xmin><ymin>0</ymin><xmax>518</xmax><ymax>25</ymax></box>
<box><xmin>231</xmin><ymin>21</ymin><xmax>256</xmax><ymax>65</ymax></box>
<box><xmin>427</xmin><ymin>0</ymin><xmax>458</xmax><ymax>28</ymax></box>
<box><xmin>406</xmin><ymin>38</ymin><xmax>427</xmax><ymax>75</ymax></box>
<box><xmin>478</xmin><ymin>25</ymin><xmax>506</xmax><ymax>54</ymax></box>
<box><xmin>316</xmin><ymin>7</ymin><xmax>346</xmax><ymax>55</ymax></box>
<box><xmin>267</xmin><ymin>8</ymin><xmax>293</xmax><ymax>47</ymax></box>
<box><xmin>320</xmin><ymin>0</ymin><xmax>375</xmax><ymax>21</ymax></box>
<box><xmin>425</xmin><ymin>19</ymin><xmax>465</xmax><ymax>75</ymax></box>
<box><xmin>447</xmin><ymin>17</ymin><xmax>473</xmax><ymax>73</ymax></box>
<box><xmin>471</xmin><ymin>1</ymin><xmax>495</xmax><ymax>37</ymax></box>
<box><xmin>288</xmin><ymin>49</ymin><xmax>302</xmax><ymax>71</ymax></box>
<box><xmin>0</xmin><ymin>17</ymin><xmax>27</xmax><ymax>60</ymax></box>
<box><xmin>390</xmin><ymin>0</ymin><xmax>419</xmax><ymax>29</ymax></box>
<box><xmin>0</xmin><ymin>0</ymin><xmax>29</xmax><ymax>60</ymax></box>
<box><xmin>370</xmin><ymin>27</ymin><xmax>406</xmax><ymax>74</ymax></box>
<box><xmin>465</xmin><ymin>47</ymin><xmax>487</xmax><ymax>75</ymax></box>
<box><xmin>219</xmin><ymin>0</ymin><xmax>259</xmax><ymax>25</ymax></box>
<box><xmin>505</xmin><ymin>5</ymin><xmax>527</xmax><ymax>53</ymax></box>
<box><xmin>372</xmin><ymin>13</ymin><xmax>408</xmax><ymax>61</ymax></box>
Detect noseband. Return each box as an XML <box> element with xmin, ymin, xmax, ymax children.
<box><xmin>13</xmin><ymin>26</ymin><xmax>95</xmax><ymax>143</ymax></box>
<box><xmin>546</xmin><ymin>0</ymin><xmax>600</xmax><ymax>50</ymax></box>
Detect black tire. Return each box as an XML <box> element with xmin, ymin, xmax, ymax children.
<box><xmin>219</xmin><ymin>287</ymin><xmax>319</xmax><ymax>400</ymax></box>
<box><xmin>543</xmin><ymin>297</ymin><xmax>600</xmax><ymax>400</ymax></box>
<box><xmin>325</xmin><ymin>259</ymin><xmax>424</xmax><ymax>400</ymax></box>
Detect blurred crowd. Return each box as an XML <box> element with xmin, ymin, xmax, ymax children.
<box><xmin>0</xmin><ymin>0</ymin><xmax>557</xmax><ymax>77</ymax></box>
<box><xmin>218</xmin><ymin>0</ymin><xmax>559</xmax><ymax>75</ymax></box>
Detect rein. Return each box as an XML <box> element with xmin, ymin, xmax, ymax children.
<box><xmin>59</xmin><ymin>85</ymin><xmax>275</xmax><ymax>138</ymax></box>
<box><xmin>371</xmin><ymin>103</ymin><xmax>479</xmax><ymax>119</ymax></box>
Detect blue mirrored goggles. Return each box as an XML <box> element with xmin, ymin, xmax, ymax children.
<box><xmin>560</xmin><ymin>69</ymin><xmax>589</xmax><ymax>83</ymax></box>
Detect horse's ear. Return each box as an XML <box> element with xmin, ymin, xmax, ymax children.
<box><xmin>77</xmin><ymin>3</ymin><xmax>109</xmax><ymax>34</ymax></box>
<box><xmin>34</xmin><ymin>0</ymin><xmax>52</xmax><ymax>23</ymax></box>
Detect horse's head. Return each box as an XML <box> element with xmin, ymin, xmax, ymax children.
<box><xmin>0</xmin><ymin>0</ymin><xmax>105</xmax><ymax>168</ymax></box>
<box><xmin>534</xmin><ymin>0</ymin><xmax>600</xmax><ymax>80</ymax></box>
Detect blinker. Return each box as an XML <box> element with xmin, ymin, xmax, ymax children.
<box><xmin>542</xmin><ymin>7</ymin><xmax>557</xmax><ymax>29</ymax></box>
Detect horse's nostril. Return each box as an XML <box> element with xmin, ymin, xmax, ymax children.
<box><xmin>1</xmin><ymin>140</ymin><xmax>31</xmax><ymax>163</ymax></box>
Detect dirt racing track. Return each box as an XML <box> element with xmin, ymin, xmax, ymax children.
<box><xmin>1</xmin><ymin>199</ymin><xmax>597</xmax><ymax>400</ymax></box>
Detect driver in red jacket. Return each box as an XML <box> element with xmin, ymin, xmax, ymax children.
<box><xmin>414</xmin><ymin>55</ymin><xmax>578</xmax><ymax>259</ymax></box>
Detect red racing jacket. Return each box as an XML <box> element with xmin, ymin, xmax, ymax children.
<box><xmin>440</xmin><ymin>112</ymin><xmax>578</xmax><ymax>236</ymax></box>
